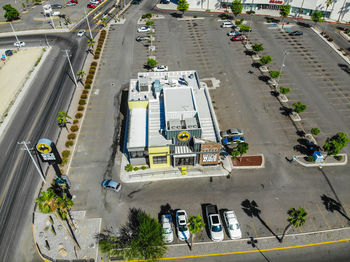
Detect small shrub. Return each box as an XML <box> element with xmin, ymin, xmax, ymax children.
<box><xmin>311</xmin><ymin>128</ymin><xmax>320</xmax><ymax>136</ymax></box>
<box><xmin>79</xmin><ymin>99</ymin><xmax>86</xmax><ymax>105</ymax></box>
<box><xmin>81</xmin><ymin>94</ymin><xmax>88</xmax><ymax>99</ymax></box>
<box><xmin>280</xmin><ymin>86</ymin><xmax>290</xmax><ymax>95</ymax></box>
<box><xmin>85</xmin><ymin>79</ymin><xmax>92</xmax><ymax>85</ymax></box>
<box><xmin>328</xmin><ymin>37</ymin><xmax>333</xmax><ymax>42</ymax></box>
<box><xmin>44</xmin><ymin>226</ymin><xmax>49</xmax><ymax>231</ymax></box>
<box><xmin>90</xmin><ymin>65</ymin><xmax>96</xmax><ymax>70</ymax></box>
<box><xmin>142</xmin><ymin>13</ymin><xmax>152</xmax><ymax>19</ymax></box>
<box><xmin>193</xmin><ymin>15</ymin><xmax>197</xmax><ymax>18</ymax></box>
<box><xmin>77</xmin><ymin>105</ymin><xmax>84</xmax><ymax>111</ymax></box>
<box><xmin>70</xmin><ymin>125</ymin><xmax>79</xmax><ymax>132</ymax></box>
<box><xmin>306</xmin><ymin>155</ymin><xmax>314</xmax><ymax>162</ymax></box>
<box><xmin>96</xmin><ymin>47</ymin><xmax>102</xmax><ymax>52</ymax></box>
<box><xmin>141</xmin><ymin>166</ymin><xmax>147</xmax><ymax>170</ymax></box>
<box><xmin>67</xmin><ymin>133</ymin><xmax>76</xmax><ymax>140</ymax></box>
<box><xmin>125</xmin><ymin>164</ymin><xmax>133</xmax><ymax>172</ymax></box>
<box><xmin>59</xmin><ymin>158</ymin><xmax>68</xmax><ymax>167</ymax></box>
<box><xmin>94</xmin><ymin>54</ymin><xmax>100</xmax><ymax>59</ymax></box>
<box><xmin>62</xmin><ymin>150</ymin><xmax>70</xmax><ymax>158</ymax></box>
<box><xmin>339</xmin><ymin>47</ymin><xmax>344</xmax><ymax>52</ymax></box>
<box><xmin>334</xmin><ymin>155</ymin><xmax>343</xmax><ymax>161</ymax></box>
<box><xmin>65</xmin><ymin>140</ymin><xmax>74</xmax><ymax>147</ymax></box>
<box><xmin>91</xmin><ymin>61</ymin><xmax>98</xmax><ymax>67</ymax></box>
<box><xmin>86</xmin><ymin>74</ymin><xmax>94</xmax><ymax>80</ymax></box>
<box><xmin>75</xmin><ymin>112</ymin><xmax>83</xmax><ymax>119</ymax></box>
<box><xmin>133</xmin><ymin>167</ymin><xmax>139</xmax><ymax>171</ymax></box>
<box><xmin>89</xmin><ymin>69</ymin><xmax>96</xmax><ymax>75</ymax></box>
<box><xmin>82</xmin><ymin>90</ymin><xmax>89</xmax><ymax>94</ymax></box>
<box><xmin>73</xmin><ymin>119</ymin><xmax>78</xmax><ymax>124</ymax></box>
<box><xmin>84</xmin><ymin>84</ymin><xmax>91</xmax><ymax>89</ymax></box>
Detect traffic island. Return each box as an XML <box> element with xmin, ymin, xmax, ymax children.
<box><xmin>295</xmin><ymin>154</ymin><xmax>348</xmax><ymax>167</ymax></box>
<box><xmin>231</xmin><ymin>154</ymin><xmax>265</xmax><ymax>169</ymax></box>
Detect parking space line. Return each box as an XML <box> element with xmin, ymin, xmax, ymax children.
<box><xmin>304</xmin><ymin>207</ymin><xmax>318</xmax><ymax>231</ymax></box>
<box><xmin>334</xmin><ymin>212</ymin><xmax>345</xmax><ymax>228</ymax></box>
<box><xmin>251</xmin><ymin>222</ymin><xmax>258</xmax><ymax>238</ymax></box>
<box><xmin>316</xmin><ymin>203</ymin><xmax>331</xmax><ymax>230</ymax></box>
<box><xmin>298</xmin><ymin>226</ymin><xmax>302</xmax><ymax>233</ymax></box>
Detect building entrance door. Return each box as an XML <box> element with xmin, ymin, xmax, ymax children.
<box><xmin>174</xmin><ymin>156</ymin><xmax>195</xmax><ymax>166</ymax></box>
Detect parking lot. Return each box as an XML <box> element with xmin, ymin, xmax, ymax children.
<box><xmin>69</xmin><ymin>7</ymin><xmax>350</xmax><ymax>248</ymax></box>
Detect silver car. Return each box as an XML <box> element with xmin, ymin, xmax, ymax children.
<box><xmin>220</xmin><ymin>128</ymin><xmax>243</xmax><ymax>138</ymax></box>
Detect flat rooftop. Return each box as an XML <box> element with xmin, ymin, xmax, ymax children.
<box><xmin>163</xmin><ymin>87</ymin><xmax>195</xmax><ymax>113</ymax></box>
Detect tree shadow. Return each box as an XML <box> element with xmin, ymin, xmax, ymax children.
<box><xmin>252</xmin><ymin>62</ymin><xmax>261</xmax><ymax>68</ymax></box>
<box><xmin>258</xmin><ymin>75</ymin><xmax>270</xmax><ymax>83</ymax></box>
<box><xmin>321</xmin><ymin>194</ymin><xmax>350</xmax><ymax>221</ymax></box>
<box><xmin>241</xmin><ymin>199</ymin><xmax>281</xmax><ymax>242</ymax></box>
<box><xmin>296</xmin><ymin>21</ymin><xmax>311</xmax><ymax>28</ymax></box>
<box><xmin>170</xmin><ymin>12</ymin><xmax>183</xmax><ymax>18</ymax></box>
<box><xmin>294</xmin><ymin>138</ymin><xmax>320</xmax><ymax>156</ymax></box>
<box><xmin>270</xmin><ymin>90</ymin><xmax>279</xmax><ymax>97</ymax></box>
<box><xmin>158</xmin><ymin>203</ymin><xmax>173</xmax><ymax>222</ymax></box>
<box><xmin>338</xmin><ymin>63</ymin><xmax>350</xmax><ymax>75</ymax></box>
<box><xmin>279</xmin><ymin>106</ymin><xmax>292</xmax><ymax>116</ymax></box>
<box><xmin>245</xmin><ymin>50</ymin><xmax>255</xmax><ymax>56</ymax></box>
<box><xmin>219</xmin><ymin>13</ymin><xmax>233</xmax><ymax>20</ymax></box>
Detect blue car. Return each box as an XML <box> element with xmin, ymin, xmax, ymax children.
<box><xmin>227</xmin><ymin>31</ymin><xmax>241</xmax><ymax>37</ymax></box>
<box><xmin>222</xmin><ymin>136</ymin><xmax>245</xmax><ymax>146</ymax></box>
<box><xmin>102</xmin><ymin>179</ymin><xmax>122</xmax><ymax>192</ymax></box>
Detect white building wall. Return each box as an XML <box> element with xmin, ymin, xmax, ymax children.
<box><xmin>186</xmin><ymin>0</ymin><xmax>350</xmax><ymax>22</ymax></box>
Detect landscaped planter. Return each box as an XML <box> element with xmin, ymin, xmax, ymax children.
<box><xmin>278</xmin><ymin>94</ymin><xmax>288</xmax><ymax>102</ymax></box>
<box><xmin>252</xmin><ymin>54</ymin><xmax>260</xmax><ymax>61</ymax></box>
<box><xmin>259</xmin><ymin>65</ymin><xmax>268</xmax><ymax>73</ymax></box>
<box><xmin>290</xmin><ymin>112</ymin><xmax>301</xmax><ymax>122</ymax></box>
<box><xmin>268</xmin><ymin>78</ymin><xmax>277</xmax><ymax>87</ymax></box>
<box><xmin>149</xmin><ymin>46</ymin><xmax>155</xmax><ymax>51</ymax></box>
<box><xmin>245</xmin><ymin>43</ymin><xmax>253</xmax><ymax>51</ymax></box>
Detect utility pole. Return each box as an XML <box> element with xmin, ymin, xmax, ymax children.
<box><xmin>84</xmin><ymin>7</ymin><xmax>93</xmax><ymax>39</ymax></box>
<box><xmin>63</xmin><ymin>50</ymin><xmax>78</xmax><ymax>86</ymax></box>
<box><xmin>18</xmin><ymin>141</ymin><xmax>46</xmax><ymax>183</ymax></box>
<box><xmin>277</xmin><ymin>51</ymin><xmax>289</xmax><ymax>88</ymax></box>
<box><xmin>9</xmin><ymin>22</ymin><xmax>20</xmax><ymax>44</ymax></box>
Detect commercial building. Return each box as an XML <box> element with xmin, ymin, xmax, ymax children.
<box><xmin>187</xmin><ymin>0</ymin><xmax>350</xmax><ymax>23</ymax></box>
<box><xmin>126</xmin><ymin>70</ymin><xmax>222</xmax><ymax>169</ymax></box>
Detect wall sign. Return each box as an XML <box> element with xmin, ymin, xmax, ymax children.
<box><xmin>36</xmin><ymin>138</ymin><xmax>62</xmax><ymax>164</ymax></box>
<box><xmin>202</xmin><ymin>154</ymin><xmax>217</xmax><ymax>163</ymax></box>
<box><xmin>269</xmin><ymin>0</ymin><xmax>283</xmax><ymax>4</ymax></box>
<box><xmin>177</xmin><ymin>131</ymin><xmax>191</xmax><ymax>142</ymax></box>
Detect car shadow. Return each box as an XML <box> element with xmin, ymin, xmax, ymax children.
<box><xmin>201</xmin><ymin>203</ymin><xmax>212</xmax><ymax>238</ymax></box>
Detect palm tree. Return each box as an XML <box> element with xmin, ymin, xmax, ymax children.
<box><xmin>77</xmin><ymin>70</ymin><xmax>85</xmax><ymax>83</ymax></box>
<box><xmin>57</xmin><ymin>194</ymin><xmax>76</xmax><ymax>231</ymax></box>
<box><xmin>87</xmin><ymin>38</ymin><xmax>96</xmax><ymax>52</ymax></box>
<box><xmin>57</xmin><ymin>110</ymin><xmax>71</xmax><ymax>129</ymax></box>
<box><xmin>323</xmin><ymin>0</ymin><xmax>333</xmax><ymax>32</ymax></box>
<box><xmin>36</xmin><ymin>188</ymin><xmax>81</xmax><ymax>250</ymax></box>
<box><xmin>187</xmin><ymin>214</ymin><xmax>205</xmax><ymax>250</ymax></box>
<box><xmin>280</xmin><ymin>207</ymin><xmax>307</xmax><ymax>242</ymax></box>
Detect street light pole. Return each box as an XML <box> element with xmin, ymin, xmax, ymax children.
<box><xmin>63</xmin><ymin>50</ymin><xmax>78</xmax><ymax>86</ymax></box>
<box><xmin>18</xmin><ymin>141</ymin><xmax>46</xmax><ymax>183</ymax></box>
<box><xmin>277</xmin><ymin>51</ymin><xmax>289</xmax><ymax>88</ymax></box>
<box><xmin>9</xmin><ymin>22</ymin><xmax>19</xmax><ymax>43</ymax></box>
<box><xmin>84</xmin><ymin>7</ymin><xmax>93</xmax><ymax>39</ymax></box>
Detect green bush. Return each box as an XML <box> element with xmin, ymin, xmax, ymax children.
<box><xmin>81</xmin><ymin>94</ymin><xmax>88</xmax><ymax>99</ymax></box>
<box><xmin>79</xmin><ymin>99</ymin><xmax>86</xmax><ymax>105</ymax></box>
<box><xmin>133</xmin><ymin>167</ymin><xmax>139</xmax><ymax>171</ymax></box>
<box><xmin>84</xmin><ymin>83</ymin><xmax>91</xmax><ymax>89</ymax></box>
<box><xmin>334</xmin><ymin>155</ymin><xmax>343</xmax><ymax>161</ymax></box>
<box><xmin>85</xmin><ymin>79</ymin><xmax>92</xmax><ymax>85</ymax></box>
<box><xmin>89</xmin><ymin>69</ymin><xmax>95</xmax><ymax>75</ymax></box>
<box><xmin>73</xmin><ymin>119</ymin><xmax>78</xmax><ymax>124</ymax></box>
<box><xmin>311</xmin><ymin>128</ymin><xmax>320</xmax><ymax>136</ymax></box>
<box><xmin>60</xmin><ymin>158</ymin><xmax>68</xmax><ymax>167</ymax></box>
<box><xmin>86</xmin><ymin>74</ymin><xmax>94</xmax><ymax>80</ymax></box>
<box><xmin>141</xmin><ymin>166</ymin><xmax>147</xmax><ymax>170</ymax></box>
<box><xmin>94</xmin><ymin>54</ymin><xmax>100</xmax><ymax>59</ymax></box>
<box><xmin>65</xmin><ymin>140</ymin><xmax>74</xmax><ymax>147</ymax></box>
<box><xmin>67</xmin><ymin>133</ymin><xmax>76</xmax><ymax>140</ymax></box>
<box><xmin>62</xmin><ymin>150</ymin><xmax>70</xmax><ymax>158</ymax></box>
<box><xmin>75</xmin><ymin>112</ymin><xmax>83</xmax><ymax>119</ymax></box>
<box><xmin>70</xmin><ymin>125</ymin><xmax>79</xmax><ymax>132</ymax></box>
<box><xmin>269</xmin><ymin>70</ymin><xmax>281</xmax><ymax>79</ymax></box>
<box><xmin>260</xmin><ymin>56</ymin><xmax>272</xmax><ymax>65</ymax></box>
<box><xmin>77</xmin><ymin>105</ymin><xmax>84</xmax><ymax>111</ymax></box>
<box><xmin>125</xmin><ymin>164</ymin><xmax>133</xmax><ymax>172</ymax></box>
<box><xmin>142</xmin><ymin>13</ymin><xmax>152</xmax><ymax>19</ymax></box>
<box><xmin>91</xmin><ymin>61</ymin><xmax>98</xmax><ymax>67</ymax></box>
<box><xmin>280</xmin><ymin>86</ymin><xmax>290</xmax><ymax>95</ymax></box>
<box><xmin>82</xmin><ymin>89</ymin><xmax>89</xmax><ymax>94</ymax></box>
<box><xmin>306</xmin><ymin>155</ymin><xmax>314</xmax><ymax>162</ymax></box>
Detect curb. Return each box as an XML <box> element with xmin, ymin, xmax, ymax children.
<box><xmin>295</xmin><ymin>154</ymin><xmax>348</xmax><ymax>167</ymax></box>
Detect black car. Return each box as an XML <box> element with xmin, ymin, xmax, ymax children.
<box><xmin>5</xmin><ymin>50</ymin><xmax>13</xmax><ymax>56</ymax></box>
<box><xmin>136</xmin><ymin>35</ymin><xmax>150</xmax><ymax>41</ymax></box>
<box><xmin>51</xmin><ymin>4</ymin><xmax>62</xmax><ymax>9</ymax></box>
<box><xmin>131</xmin><ymin>0</ymin><xmax>141</xmax><ymax>4</ymax></box>
<box><xmin>289</xmin><ymin>31</ymin><xmax>303</xmax><ymax>36</ymax></box>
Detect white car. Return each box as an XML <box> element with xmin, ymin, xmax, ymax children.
<box><xmin>77</xmin><ymin>30</ymin><xmax>86</xmax><ymax>37</ymax></box>
<box><xmin>90</xmin><ymin>0</ymin><xmax>100</xmax><ymax>4</ymax></box>
<box><xmin>154</xmin><ymin>65</ymin><xmax>168</xmax><ymax>72</ymax></box>
<box><xmin>161</xmin><ymin>214</ymin><xmax>174</xmax><ymax>243</ymax></box>
<box><xmin>221</xmin><ymin>21</ymin><xmax>235</xmax><ymax>28</ymax></box>
<box><xmin>224</xmin><ymin>210</ymin><xmax>242</xmax><ymax>239</ymax></box>
<box><xmin>14</xmin><ymin>41</ymin><xmax>25</xmax><ymax>47</ymax></box>
<box><xmin>176</xmin><ymin>210</ymin><xmax>190</xmax><ymax>241</ymax></box>
<box><xmin>137</xmin><ymin>26</ymin><xmax>151</xmax><ymax>33</ymax></box>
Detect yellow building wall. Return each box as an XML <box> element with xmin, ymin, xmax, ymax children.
<box><xmin>149</xmin><ymin>146</ymin><xmax>170</xmax><ymax>168</ymax></box>
<box><xmin>128</xmin><ymin>100</ymin><xmax>149</xmax><ymax>110</ymax></box>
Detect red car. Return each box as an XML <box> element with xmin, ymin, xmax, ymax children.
<box><xmin>231</xmin><ymin>35</ymin><xmax>246</xmax><ymax>41</ymax></box>
<box><xmin>87</xmin><ymin>3</ymin><xmax>96</xmax><ymax>8</ymax></box>
<box><xmin>69</xmin><ymin>0</ymin><xmax>78</xmax><ymax>3</ymax></box>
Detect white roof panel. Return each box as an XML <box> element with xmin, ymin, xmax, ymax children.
<box><xmin>127</xmin><ymin>108</ymin><xmax>147</xmax><ymax>148</ymax></box>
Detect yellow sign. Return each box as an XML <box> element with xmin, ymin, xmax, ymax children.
<box><xmin>181</xmin><ymin>167</ymin><xmax>187</xmax><ymax>175</ymax></box>
<box><xmin>177</xmin><ymin>131</ymin><xmax>191</xmax><ymax>142</ymax></box>
<box><xmin>36</xmin><ymin>142</ymin><xmax>52</xmax><ymax>153</ymax></box>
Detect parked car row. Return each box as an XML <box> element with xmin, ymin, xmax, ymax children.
<box><xmin>220</xmin><ymin>128</ymin><xmax>245</xmax><ymax>146</ymax></box>
<box><xmin>160</xmin><ymin>206</ymin><xmax>241</xmax><ymax>244</ymax></box>
<box><xmin>87</xmin><ymin>0</ymin><xmax>101</xmax><ymax>8</ymax></box>
<box><xmin>221</xmin><ymin>21</ymin><xmax>250</xmax><ymax>41</ymax></box>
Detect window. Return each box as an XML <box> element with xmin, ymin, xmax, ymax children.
<box><xmin>153</xmin><ymin>155</ymin><xmax>167</xmax><ymax>164</ymax></box>
<box><xmin>130</xmin><ymin>151</ymin><xmax>145</xmax><ymax>158</ymax></box>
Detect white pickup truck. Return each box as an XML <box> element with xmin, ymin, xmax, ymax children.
<box><xmin>206</xmin><ymin>205</ymin><xmax>224</xmax><ymax>242</ymax></box>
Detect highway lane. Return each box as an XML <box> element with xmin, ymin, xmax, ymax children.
<box><xmin>0</xmin><ymin>2</ymin><xmax>121</xmax><ymax>260</ymax></box>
